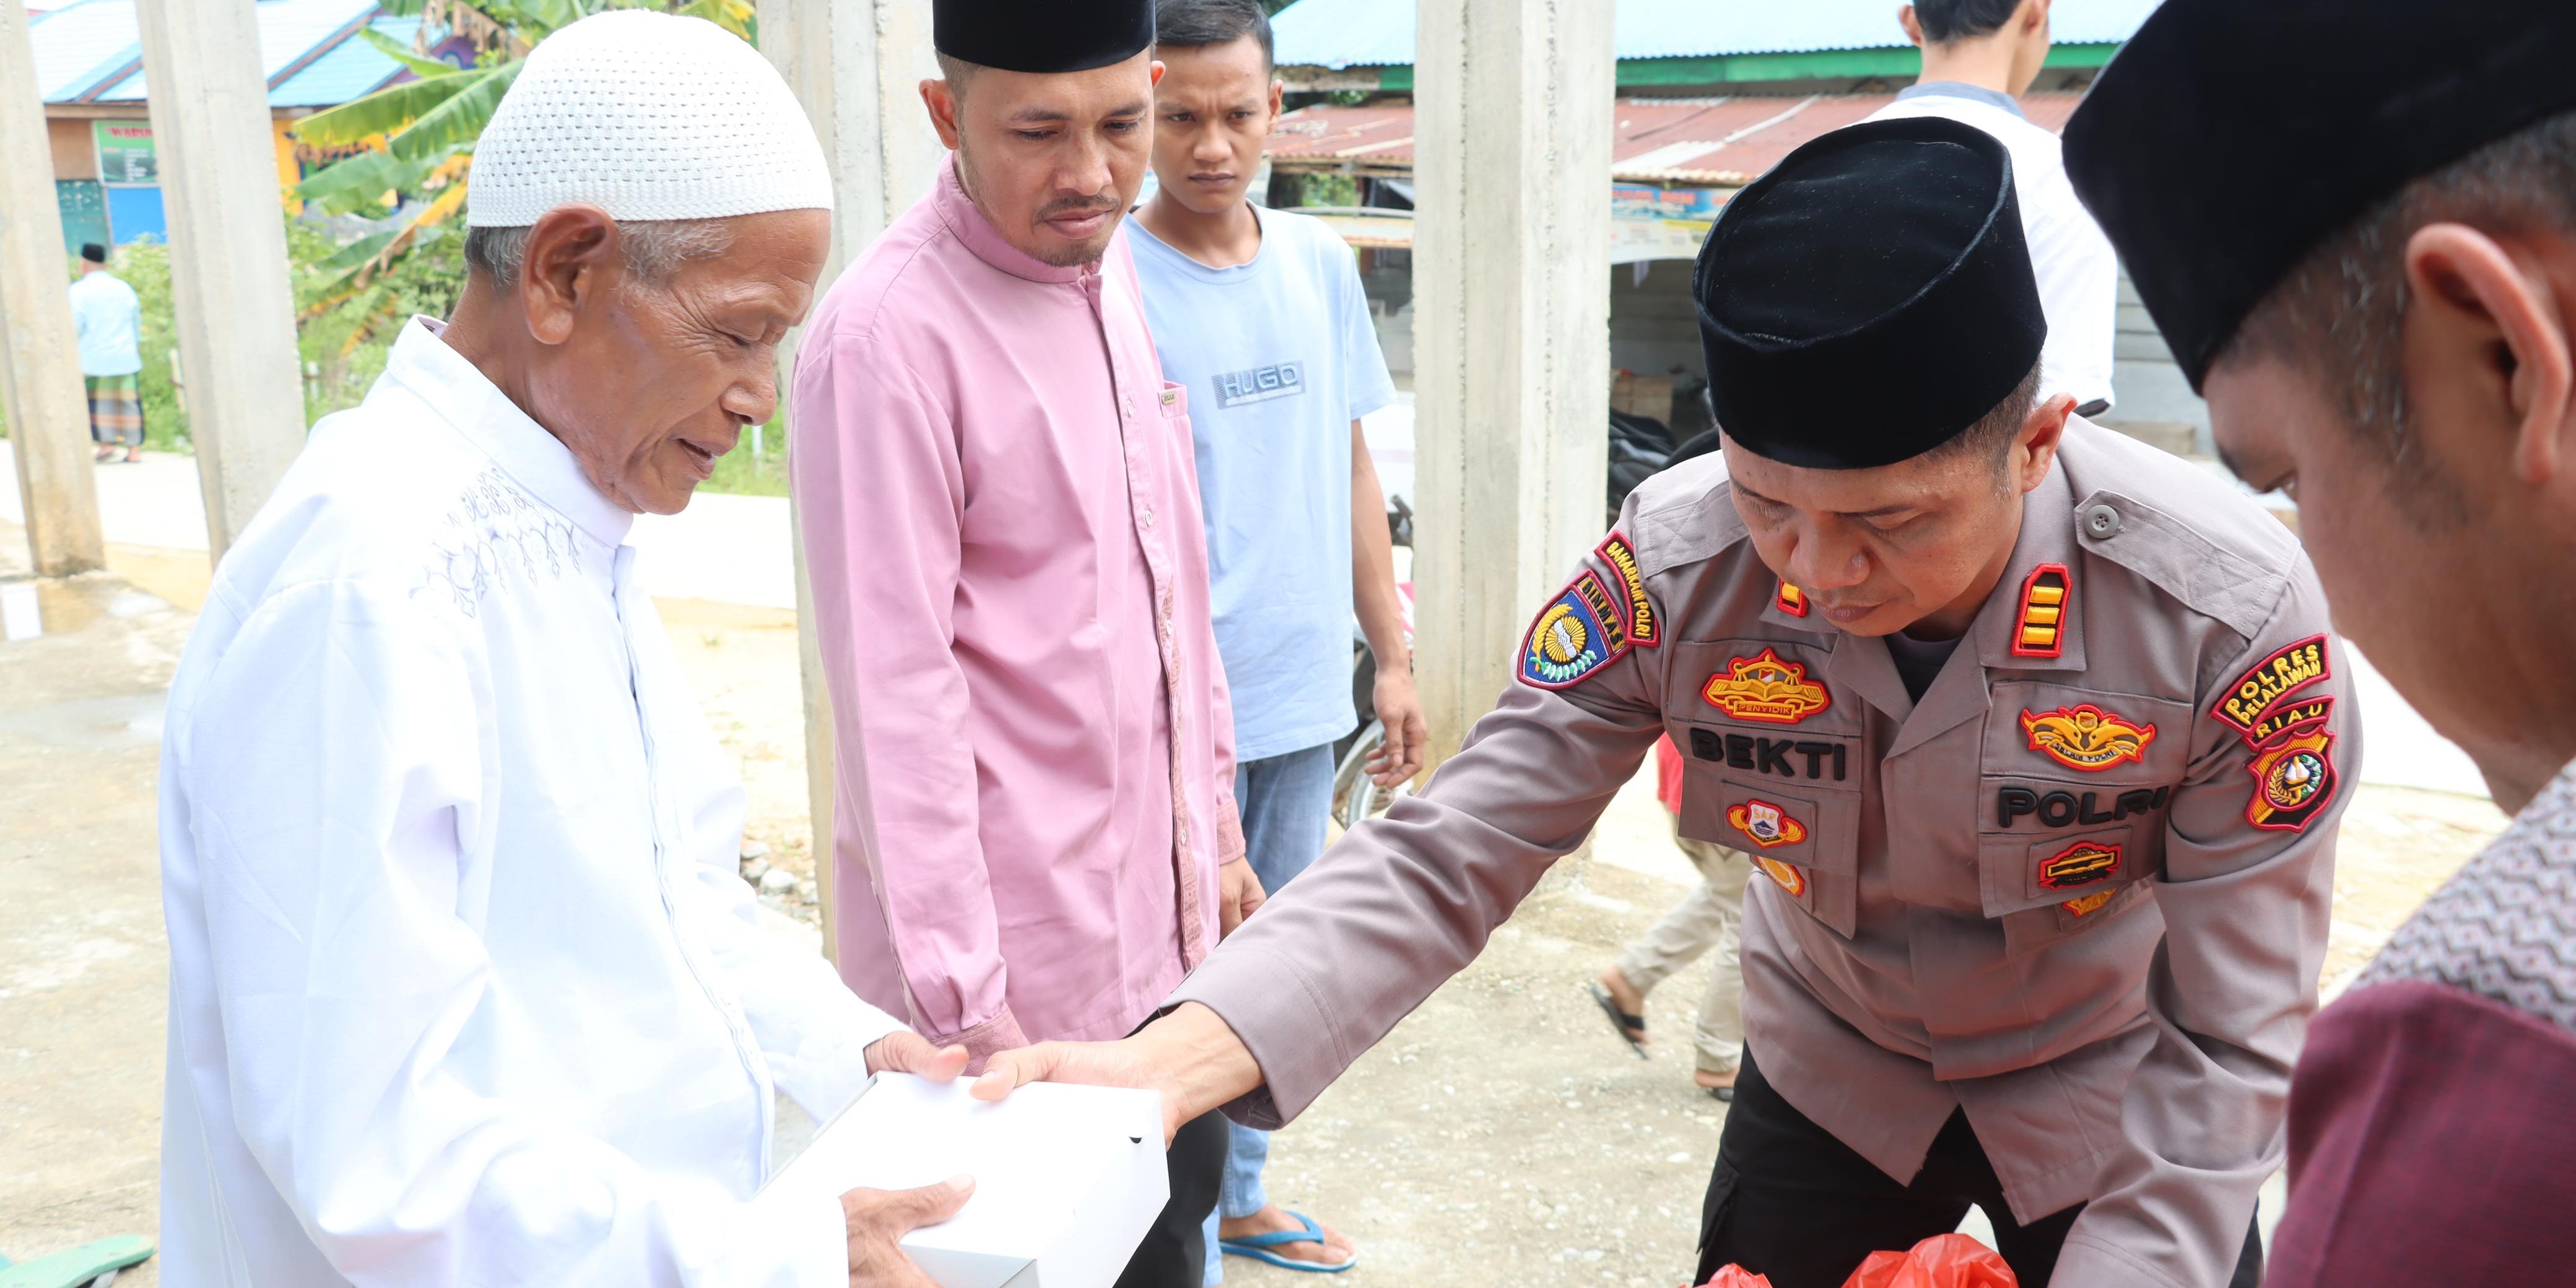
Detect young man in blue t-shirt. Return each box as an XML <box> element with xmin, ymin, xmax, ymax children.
<box><xmin>1129</xmin><ymin>0</ymin><xmax>1421</xmax><ymax>1276</ymax></box>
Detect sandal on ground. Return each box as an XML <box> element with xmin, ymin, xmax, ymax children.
<box><xmin>1706</xmin><ymin>1084</ymin><xmax>1736</xmax><ymax>1102</ymax></box>
<box><xmin>1221</xmin><ymin>1211</ymin><xmax>1357</xmax><ymax>1273</ymax></box>
<box><xmin>1589</xmin><ymin>983</ymin><xmax>1649</xmax><ymax>1058</ymax></box>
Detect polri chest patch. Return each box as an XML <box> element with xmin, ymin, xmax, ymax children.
<box><xmin>1702</xmin><ymin>648</ymin><xmax>1832</xmax><ymax>724</ymax></box>
<box><xmin>2020</xmin><ymin>703</ymin><xmax>2157</xmax><ymax>772</ymax></box>
<box><xmin>1520</xmin><ymin>572</ymin><xmax>1631</xmax><ymax>689</ymax></box>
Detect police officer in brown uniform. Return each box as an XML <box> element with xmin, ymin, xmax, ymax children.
<box><xmin>984</xmin><ymin>116</ymin><xmax>2354</xmax><ymax>1288</ymax></box>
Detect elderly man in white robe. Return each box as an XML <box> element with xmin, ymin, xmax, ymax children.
<box><xmin>155</xmin><ymin>14</ymin><xmax>975</xmax><ymax>1286</ymax></box>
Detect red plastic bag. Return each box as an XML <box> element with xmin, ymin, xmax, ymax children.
<box><xmin>1839</xmin><ymin>1234</ymin><xmax>2018</xmax><ymax>1288</ymax></box>
<box><xmin>1692</xmin><ymin>1267</ymin><xmax>1773</xmax><ymax>1288</ymax></box>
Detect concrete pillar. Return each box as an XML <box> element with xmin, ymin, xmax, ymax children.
<box><xmin>0</xmin><ymin>0</ymin><xmax>105</xmax><ymax>577</ymax></box>
<box><xmin>760</xmin><ymin>0</ymin><xmax>941</xmax><ymax>962</ymax></box>
<box><xmin>1410</xmin><ymin>0</ymin><xmax>1616</xmax><ymax>766</ymax></box>
<box><xmin>134</xmin><ymin>0</ymin><xmax>309</xmax><ymax>563</ymax></box>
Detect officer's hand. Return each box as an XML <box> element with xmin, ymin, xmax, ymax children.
<box><xmin>863</xmin><ymin>1032</ymin><xmax>971</xmax><ymax>1083</ymax></box>
<box><xmin>843</xmin><ymin>1177</ymin><xmax>972</xmax><ymax>1286</ymax></box>
<box><xmin>974</xmin><ymin>1003</ymin><xmax>1262</xmax><ymax>1144</ymax></box>
<box><xmin>1367</xmin><ymin>663</ymin><xmax>1428</xmax><ymax>788</ymax></box>
<box><xmin>1218</xmin><ymin>857</ymin><xmax>1266</xmax><ymax>936</ymax></box>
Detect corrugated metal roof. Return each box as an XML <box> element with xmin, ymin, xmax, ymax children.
<box><xmin>1272</xmin><ymin>0</ymin><xmax>2163</xmax><ymax>69</ymax></box>
<box><xmin>1266</xmin><ymin>90</ymin><xmax>2086</xmax><ymax>186</ymax></box>
<box><xmin>33</xmin><ymin>0</ymin><xmax>392</xmax><ymax>106</ymax></box>
<box><xmin>271</xmin><ymin>14</ymin><xmax>417</xmax><ymax>108</ymax></box>
<box><xmin>27</xmin><ymin>0</ymin><xmax>145</xmax><ymax>102</ymax></box>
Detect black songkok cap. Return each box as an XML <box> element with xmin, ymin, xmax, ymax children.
<box><xmin>1694</xmin><ymin>116</ymin><xmax>2044</xmax><ymax>471</ymax></box>
<box><xmin>2066</xmin><ymin>0</ymin><xmax>2576</xmax><ymax>392</ymax></box>
<box><xmin>934</xmin><ymin>0</ymin><xmax>1155</xmax><ymax>74</ymax></box>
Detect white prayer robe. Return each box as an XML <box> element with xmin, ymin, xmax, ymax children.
<box><xmin>157</xmin><ymin>319</ymin><xmax>902</xmax><ymax>1286</ymax></box>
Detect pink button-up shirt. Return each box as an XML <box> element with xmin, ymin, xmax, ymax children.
<box><xmin>791</xmin><ymin>156</ymin><xmax>1243</xmax><ymax>1061</ymax></box>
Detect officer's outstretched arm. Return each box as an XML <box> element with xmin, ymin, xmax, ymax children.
<box><xmin>1159</xmin><ymin>536</ymin><xmax>1676</xmax><ymax>1131</ymax></box>
<box><xmin>2056</xmin><ymin>570</ymin><xmax>2357</xmax><ymax>1288</ymax></box>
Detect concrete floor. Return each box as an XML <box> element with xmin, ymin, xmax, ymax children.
<box><xmin>0</xmin><ymin>501</ymin><xmax>2510</xmax><ymax>1286</ymax></box>
<box><xmin>0</xmin><ymin>542</ymin><xmax>188</xmax><ymax>1282</ymax></box>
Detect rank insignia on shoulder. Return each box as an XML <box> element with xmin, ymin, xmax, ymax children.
<box><xmin>1775</xmin><ymin>581</ymin><xmax>1808</xmax><ymax>618</ymax></box>
<box><xmin>1594</xmin><ymin>533</ymin><xmax>1660</xmax><ymax>648</ymax></box>
<box><xmin>2213</xmin><ymin>635</ymin><xmax>2332</xmax><ymax>742</ymax></box>
<box><xmin>2245</xmin><ymin>726</ymin><xmax>2337</xmax><ymax>832</ymax></box>
<box><xmin>1754</xmin><ymin>855</ymin><xmax>1807</xmax><ymax>898</ymax></box>
<box><xmin>2037</xmin><ymin>840</ymin><xmax>2121</xmax><ymax>890</ymax></box>
<box><xmin>1726</xmin><ymin>799</ymin><xmax>1809</xmax><ymax>849</ymax></box>
<box><xmin>2061</xmin><ymin>889</ymin><xmax>2117</xmax><ymax>918</ymax></box>
<box><xmin>1520</xmin><ymin>572</ymin><xmax>1631</xmax><ymax>689</ymax></box>
<box><xmin>1703</xmin><ymin>648</ymin><xmax>1833</xmax><ymax>724</ymax></box>
<box><xmin>2009</xmin><ymin>564</ymin><xmax>2071</xmax><ymax>659</ymax></box>
<box><xmin>2020</xmin><ymin>704</ymin><xmax>2157</xmax><ymax>772</ymax></box>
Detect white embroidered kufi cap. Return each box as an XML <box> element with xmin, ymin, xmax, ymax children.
<box><xmin>466</xmin><ymin>9</ymin><xmax>832</xmax><ymax>227</ymax></box>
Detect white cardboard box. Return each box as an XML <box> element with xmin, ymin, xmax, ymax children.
<box><xmin>758</xmin><ymin>1074</ymin><xmax>1169</xmax><ymax>1288</ymax></box>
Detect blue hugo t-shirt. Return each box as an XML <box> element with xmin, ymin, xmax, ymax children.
<box><xmin>1129</xmin><ymin>208</ymin><xmax>1396</xmax><ymax>762</ymax></box>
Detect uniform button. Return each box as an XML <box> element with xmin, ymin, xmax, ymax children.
<box><xmin>2082</xmin><ymin>503</ymin><xmax>2123</xmax><ymax>539</ymax></box>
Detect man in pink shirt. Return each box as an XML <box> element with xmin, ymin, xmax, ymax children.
<box><xmin>788</xmin><ymin>1</ymin><xmax>1258</xmax><ymax>1283</ymax></box>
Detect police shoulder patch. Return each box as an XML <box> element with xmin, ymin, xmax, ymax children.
<box><xmin>1594</xmin><ymin>533</ymin><xmax>1661</xmax><ymax>647</ymax></box>
<box><xmin>1520</xmin><ymin>572</ymin><xmax>1632</xmax><ymax>689</ymax></box>
<box><xmin>2213</xmin><ymin>635</ymin><xmax>2332</xmax><ymax>741</ymax></box>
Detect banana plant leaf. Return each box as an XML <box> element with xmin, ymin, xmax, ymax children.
<box><xmin>357</xmin><ymin>27</ymin><xmax>464</xmax><ymax>78</ymax></box>
<box><xmin>315</xmin><ymin>229</ymin><xmax>402</xmax><ymax>277</ymax></box>
<box><xmin>293</xmin><ymin>147</ymin><xmax>433</xmax><ymax>211</ymax></box>
<box><xmin>292</xmin><ymin>70</ymin><xmax>485</xmax><ymax>147</ymax></box>
<box><xmin>385</xmin><ymin>60</ymin><xmax>523</xmax><ymax>163</ymax></box>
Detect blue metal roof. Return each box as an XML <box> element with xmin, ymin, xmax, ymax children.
<box><xmin>271</xmin><ymin>15</ymin><xmax>417</xmax><ymax>108</ymax></box>
<box><xmin>1272</xmin><ymin>0</ymin><xmax>2165</xmax><ymax>69</ymax></box>
<box><xmin>31</xmin><ymin>0</ymin><xmax>401</xmax><ymax>107</ymax></box>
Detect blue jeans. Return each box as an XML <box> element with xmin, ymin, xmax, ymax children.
<box><xmin>1200</xmin><ymin>741</ymin><xmax>1336</xmax><ymax>1282</ymax></box>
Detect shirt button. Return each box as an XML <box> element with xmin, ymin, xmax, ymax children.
<box><xmin>1141</xmin><ymin>507</ymin><xmax>1156</xmax><ymax>529</ymax></box>
<box><xmin>2082</xmin><ymin>503</ymin><xmax>2123</xmax><ymax>540</ymax></box>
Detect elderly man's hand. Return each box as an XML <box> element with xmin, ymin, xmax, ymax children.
<box><xmin>863</xmin><ymin>1032</ymin><xmax>971</xmax><ymax>1082</ymax></box>
<box><xmin>843</xmin><ymin>1177</ymin><xmax>972</xmax><ymax>1287</ymax></box>
<box><xmin>1217</xmin><ymin>857</ymin><xmax>1266</xmax><ymax>937</ymax></box>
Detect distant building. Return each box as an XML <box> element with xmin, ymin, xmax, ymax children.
<box><xmin>1266</xmin><ymin>0</ymin><xmax>2208</xmax><ymax>456</ymax></box>
<box><xmin>27</xmin><ymin>0</ymin><xmax>459</xmax><ymax>250</ymax></box>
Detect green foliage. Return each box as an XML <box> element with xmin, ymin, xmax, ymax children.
<box><xmin>703</xmin><ymin>407</ymin><xmax>790</xmax><ymax>497</ymax></box>
<box><xmin>291</xmin><ymin>1</ymin><xmax>749</xmax><ymax>290</ymax></box>
<box><xmin>287</xmin><ymin>215</ymin><xmax>469</xmax><ymax>425</ymax></box>
<box><xmin>1284</xmin><ymin>172</ymin><xmax>1362</xmax><ymax>209</ymax></box>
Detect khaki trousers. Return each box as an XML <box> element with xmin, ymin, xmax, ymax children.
<box><xmin>1613</xmin><ymin>820</ymin><xmax>1751</xmax><ymax>1074</ymax></box>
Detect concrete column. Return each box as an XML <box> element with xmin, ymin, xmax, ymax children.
<box><xmin>134</xmin><ymin>0</ymin><xmax>308</xmax><ymax>563</ymax></box>
<box><xmin>1410</xmin><ymin>0</ymin><xmax>1616</xmax><ymax>766</ymax></box>
<box><xmin>0</xmin><ymin>0</ymin><xmax>104</xmax><ymax>576</ymax></box>
<box><xmin>760</xmin><ymin>0</ymin><xmax>941</xmax><ymax>962</ymax></box>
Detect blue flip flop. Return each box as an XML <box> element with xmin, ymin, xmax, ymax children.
<box><xmin>1219</xmin><ymin>1211</ymin><xmax>1357</xmax><ymax>1273</ymax></box>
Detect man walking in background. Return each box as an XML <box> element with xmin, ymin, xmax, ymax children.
<box><xmin>1874</xmin><ymin>0</ymin><xmax>2118</xmax><ymax>417</ymax></box>
<box><xmin>68</xmin><ymin>242</ymin><xmax>145</xmax><ymax>463</ymax></box>
<box><xmin>1591</xmin><ymin>734</ymin><xmax>1752</xmax><ymax>1102</ymax></box>
<box><xmin>790</xmin><ymin>1</ymin><xmax>1260</xmax><ymax>1282</ymax></box>
<box><xmin>1126</xmin><ymin>0</ymin><xmax>1420</xmax><ymax>1274</ymax></box>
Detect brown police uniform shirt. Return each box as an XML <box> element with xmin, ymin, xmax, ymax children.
<box><xmin>1168</xmin><ymin>420</ymin><xmax>2354</xmax><ymax>1288</ymax></box>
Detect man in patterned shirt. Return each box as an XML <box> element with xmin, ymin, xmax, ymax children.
<box><xmin>2068</xmin><ymin>1</ymin><xmax>2576</xmax><ymax>1281</ymax></box>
